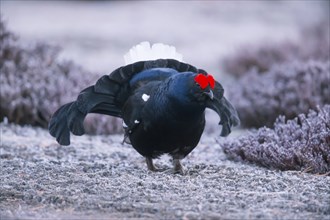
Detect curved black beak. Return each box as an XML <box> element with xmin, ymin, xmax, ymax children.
<box><xmin>203</xmin><ymin>90</ymin><xmax>214</xmax><ymax>100</ymax></box>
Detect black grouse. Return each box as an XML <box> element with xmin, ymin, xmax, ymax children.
<box><xmin>49</xmin><ymin>42</ymin><xmax>240</xmax><ymax>174</ymax></box>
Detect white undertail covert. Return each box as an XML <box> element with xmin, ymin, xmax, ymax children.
<box><xmin>124</xmin><ymin>41</ymin><xmax>183</xmax><ymax>65</ymax></box>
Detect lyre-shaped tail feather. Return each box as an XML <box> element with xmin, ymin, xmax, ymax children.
<box><xmin>206</xmin><ymin>81</ymin><xmax>240</xmax><ymax>137</ymax></box>
<box><xmin>207</xmin><ymin>96</ymin><xmax>240</xmax><ymax>137</ymax></box>
<box><xmin>218</xmin><ymin>97</ymin><xmax>240</xmax><ymax>136</ymax></box>
<box><xmin>49</xmin><ymin>79</ymin><xmax>121</xmax><ymax>145</ymax></box>
<box><xmin>49</xmin><ymin>102</ymin><xmax>74</xmax><ymax>145</ymax></box>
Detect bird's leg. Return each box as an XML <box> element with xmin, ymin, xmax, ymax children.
<box><xmin>172</xmin><ymin>158</ymin><xmax>184</xmax><ymax>175</ymax></box>
<box><xmin>145</xmin><ymin>157</ymin><xmax>157</xmax><ymax>172</ymax></box>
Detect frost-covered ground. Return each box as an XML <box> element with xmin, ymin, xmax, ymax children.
<box><xmin>1</xmin><ymin>123</ymin><xmax>330</xmax><ymax>220</ymax></box>
<box><xmin>1</xmin><ymin>1</ymin><xmax>330</xmax><ymax>219</ymax></box>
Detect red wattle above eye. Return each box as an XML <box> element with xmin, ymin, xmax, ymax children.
<box><xmin>207</xmin><ymin>75</ymin><xmax>215</xmax><ymax>89</ymax></box>
<box><xmin>194</xmin><ymin>74</ymin><xmax>208</xmax><ymax>89</ymax></box>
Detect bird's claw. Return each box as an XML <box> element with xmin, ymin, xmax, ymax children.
<box><xmin>172</xmin><ymin>159</ymin><xmax>185</xmax><ymax>175</ymax></box>
<box><xmin>145</xmin><ymin>157</ymin><xmax>185</xmax><ymax>175</ymax></box>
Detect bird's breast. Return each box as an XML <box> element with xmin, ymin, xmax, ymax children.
<box><xmin>129</xmin><ymin>114</ymin><xmax>205</xmax><ymax>158</ymax></box>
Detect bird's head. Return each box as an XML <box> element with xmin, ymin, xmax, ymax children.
<box><xmin>167</xmin><ymin>72</ymin><xmax>221</xmax><ymax>106</ymax></box>
<box><xmin>167</xmin><ymin>71</ymin><xmax>238</xmax><ymax>136</ymax></box>
<box><xmin>193</xmin><ymin>73</ymin><xmax>217</xmax><ymax>101</ymax></box>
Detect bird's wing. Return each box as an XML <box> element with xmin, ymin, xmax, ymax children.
<box><xmin>49</xmin><ymin>59</ymin><xmax>201</xmax><ymax>145</ymax></box>
<box><xmin>120</xmin><ymin>81</ymin><xmax>161</xmax><ymax>144</ymax></box>
<box><xmin>206</xmin><ymin>81</ymin><xmax>240</xmax><ymax>137</ymax></box>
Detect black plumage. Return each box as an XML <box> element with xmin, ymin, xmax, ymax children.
<box><xmin>49</xmin><ymin>59</ymin><xmax>239</xmax><ymax>174</ymax></box>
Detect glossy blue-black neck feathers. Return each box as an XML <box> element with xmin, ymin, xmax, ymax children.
<box><xmin>161</xmin><ymin>72</ymin><xmax>206</xmax><ymax>119</ymax></box>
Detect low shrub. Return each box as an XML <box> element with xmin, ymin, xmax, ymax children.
<box><xmin>227</xmin><ymin>61</ymin><xmax>330</xmax><ymax>128</ymax></box>
<box><xmin>0</xmin><ymin>19</ymin><xmax>122</xmax><ymax>134</ymax></box>
<box><xmin>220</xmin><ymin>105</ymin><xmax>330</xmax><ymax>174</ymax></box>
<box><xmin>223</xmin><ymin>41</ymin><xmax>300</xmax><ymax>77</ymax></box>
